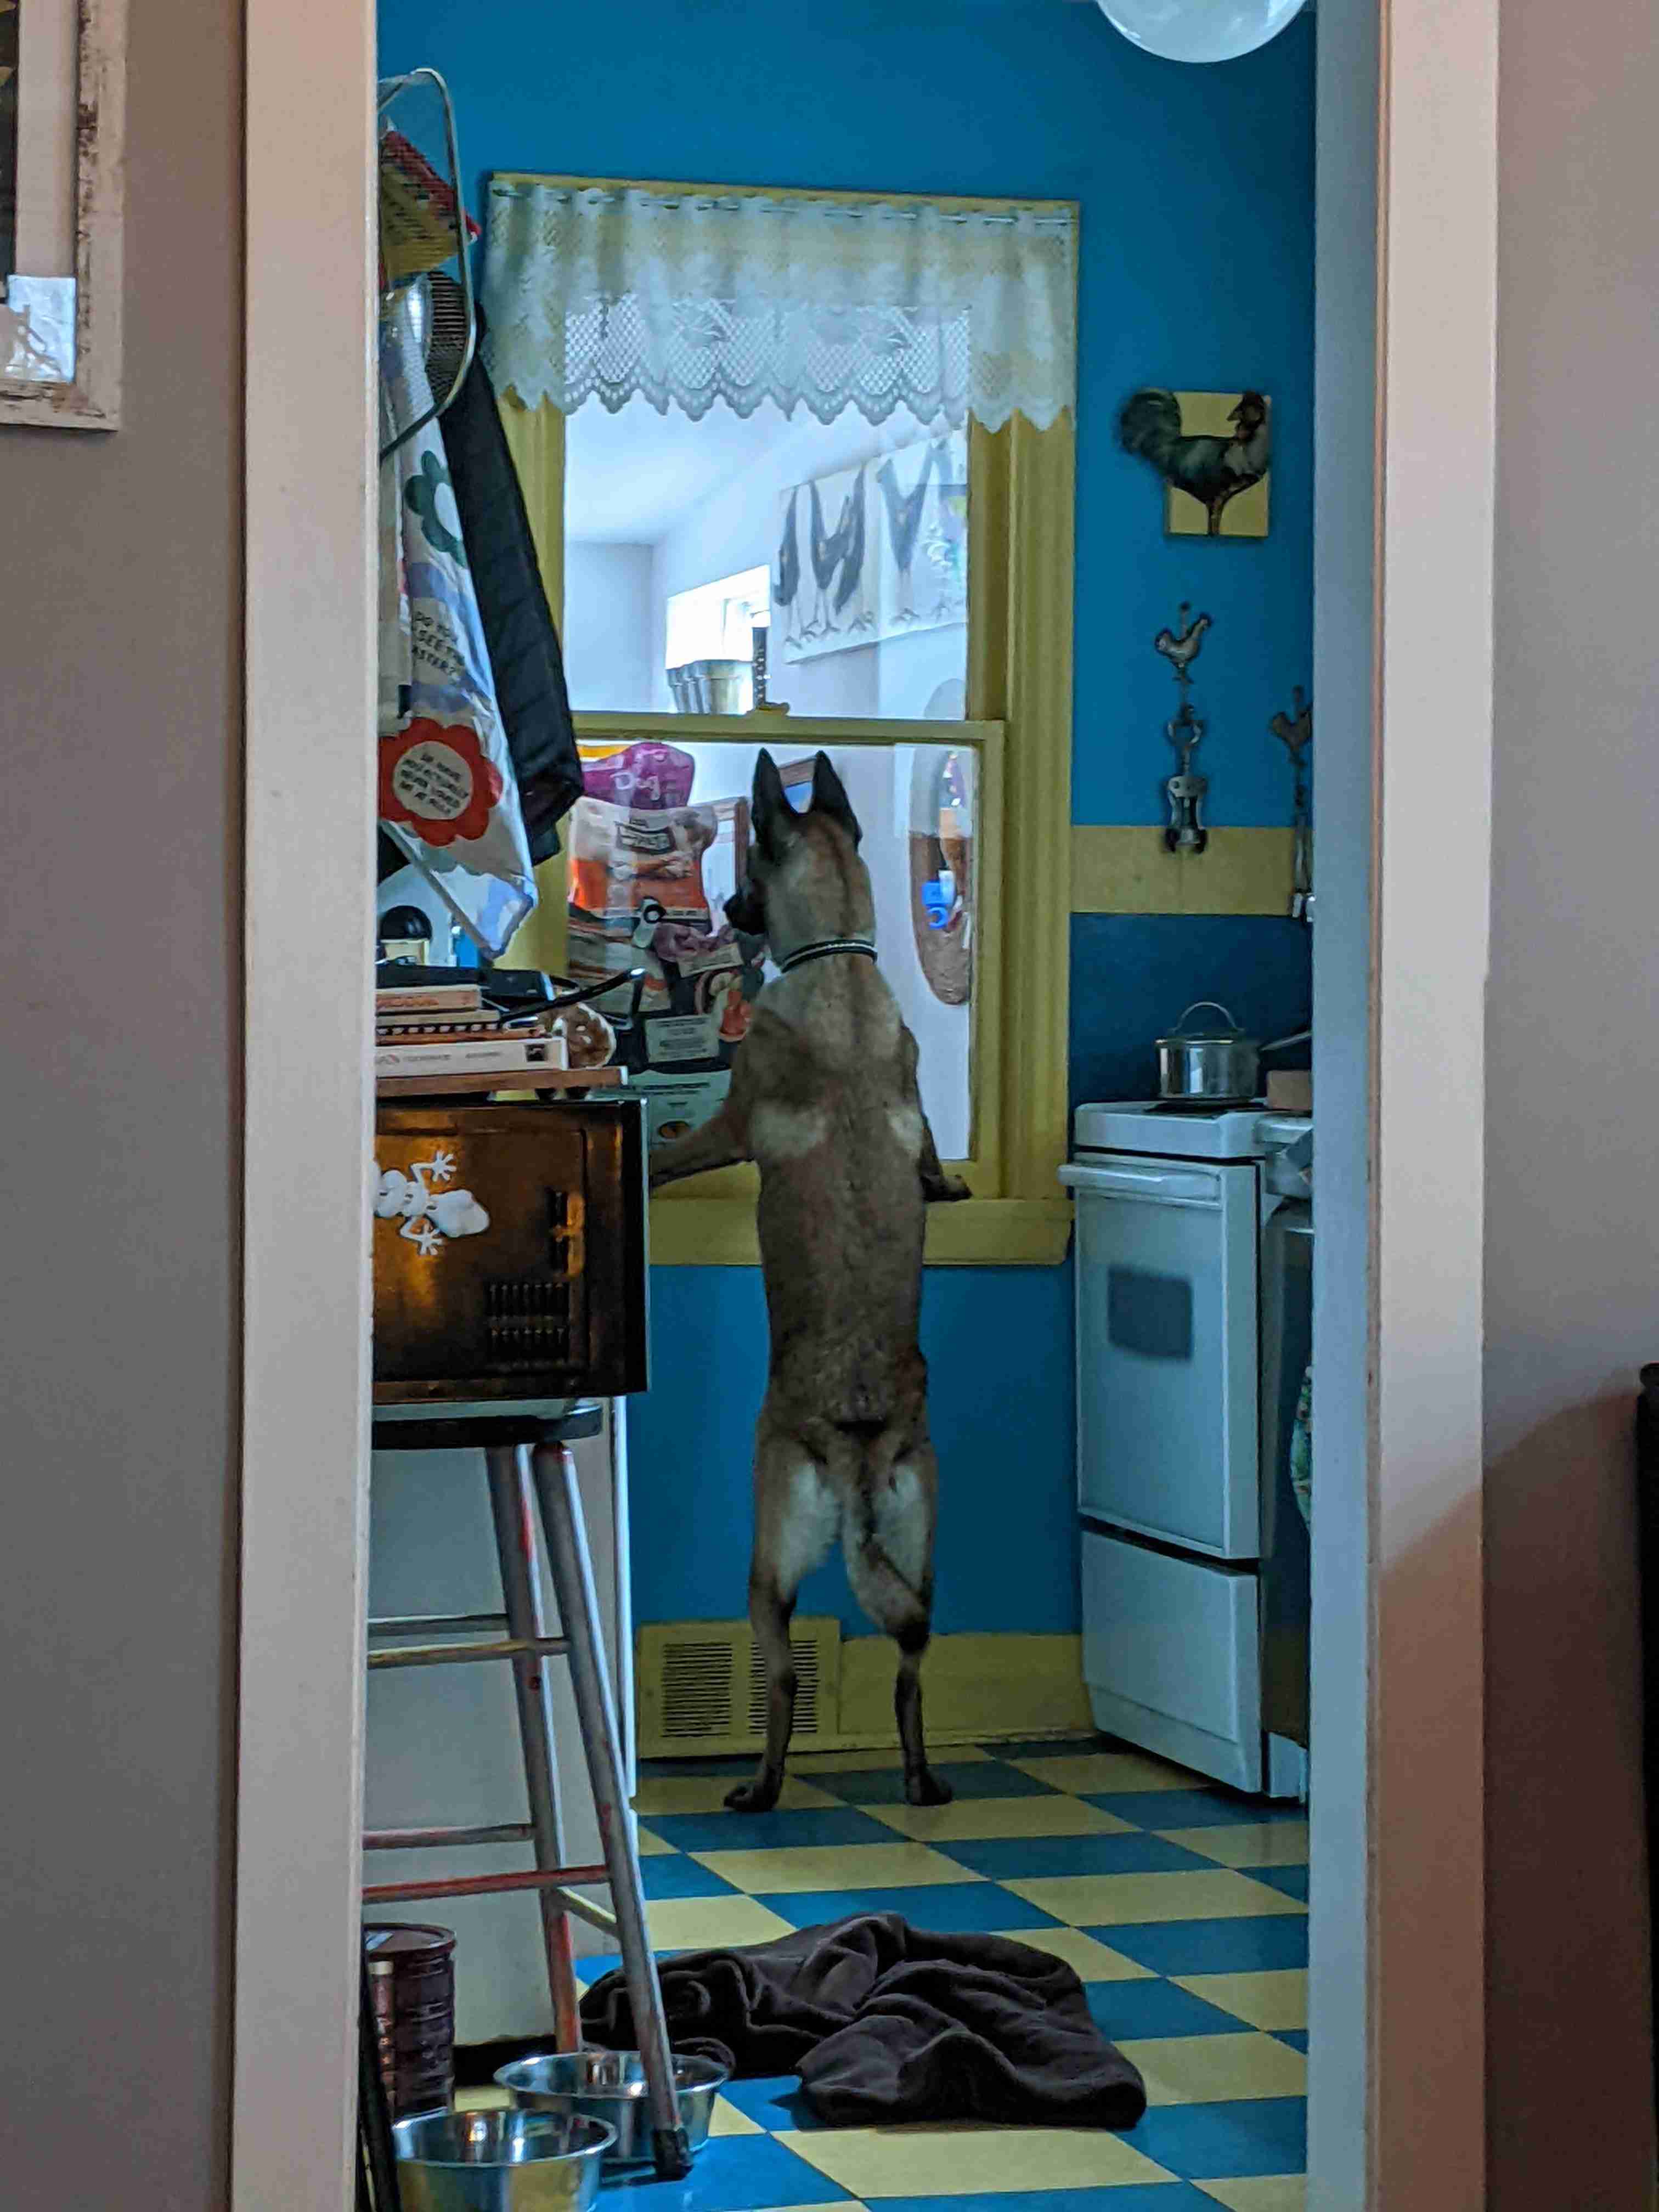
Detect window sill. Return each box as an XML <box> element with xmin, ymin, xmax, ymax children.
<box><xmin>647</xmin><ymin>1194</ymin><xmax>1073</xmax><ymax>1268</ymax></box>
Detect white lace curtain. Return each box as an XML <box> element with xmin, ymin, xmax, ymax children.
<box><xmin>481</xmin><ymin>178</ymin><xmax>1076</xmax><ymax>432</ymax></box>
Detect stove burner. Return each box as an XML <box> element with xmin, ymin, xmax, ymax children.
<box><xmin>1146</xmin><ymin>1097</ymin><xmax>1258</xmax><ymax>1115</ymax></box>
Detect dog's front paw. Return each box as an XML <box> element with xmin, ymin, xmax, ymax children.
<box><xmin>725</xmin><ymin>1778</ymin><xmax>783</xmax><ymax>1815</ymax></box>
<box><xmin>924</xmin><ymin>1172</ymin><xmax>972</xmax><ymax>1204</ymax></box>
<box><xmin>905</xmin><ymin>1767</ymin><xmax>954</xmax><ymax>1808</ymax></box>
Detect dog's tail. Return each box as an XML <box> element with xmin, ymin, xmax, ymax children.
<box><xmin>827</xmin><ymin>1422</ymin><xmax>931</xmax><ymax>1651</ymax></box>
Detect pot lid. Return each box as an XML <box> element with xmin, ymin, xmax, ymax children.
<box><xmin>1159</xmin><ymin>1000</ymin><xmax>1256</xmax><ymax>1046</ymax></box>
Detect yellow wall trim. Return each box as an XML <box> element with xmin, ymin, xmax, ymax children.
<box><xmin>838</xmin><ymin>1631</ymin><xmax>1092</xmax><ymax>1747</ymax></box>
<box><xmin>1071</xmin><ymin>825</ymin><xmax>1296</xmax><ymax>916</ymax></box>
<box><xmin>635</xmin><ymin>1624</ymin><xmax>1091</xmax><ymax>1759</ymax></box>
<box><xmin>649</xmin><ymin>1194</ymin><xmax>1072</xmax><ymax>1269</ymax></box>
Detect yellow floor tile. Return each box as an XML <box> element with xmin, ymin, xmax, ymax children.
<box><xmin>1173</xmin><ymin>1968</ymin><xmax>1307</xmax><ymax>2032</ymax></box>
<box><xmin>634</xmin><ymin>1823</ymin><xmax>675</xmax><ymax>1857</ymax></box>
<box><xmin>995</xmin><ymin>1926</ymin><xmax>1154</xmax><ymax>1981</ymax></box>
<box><xmin>633</xmin><ymin>1775</ymin><xmax>839</xmax><ymax>1816</ymax></box>
<box><xmin>1009</xmin><ymin>1751</ymin><xmax>1200</xmax><ymax>1795</ymax></box>
<box><xmin>453</xmin><ymin>2086</ymin><xmax>510</xmax><ymax>2113</ymax></box>
<box><xmin>1118</xmin><ymin>2032</ymin><xmax>1307</xmax><ymax>2107</ymax></box>
<box><xmin>1199</xmin><ymin>2179</ymin><xmax>1305</xmax><ymax>2211</ymax></box>
<box><xmin>1158</xmin><ymin>1822</ymin><xmax>1311</xmax><ymax>1870</ymax></box>
<box><xmin>645</xmin><ymin>1894</ymin><xmax>797</xmax><ymax>1950</ymax></box>
<box><xmin>776</xmin><ymin>2123</ymin><xmax>1176</xmax><ymax>2196</ymax></box>
<box><xmin>708</xmin><ymin>2096</ymin><xmax>764</xmax><ymax>2138</ymax></box>
<box><xmin>867</xmin><ymin>1796</ymin><xmax>1135</xmax><ymax>1843</ymax></box>
<box><xmin>789</xmin><ymin>1746</ymin><xmax>992</xmax><ymax>1773</ymax></box>
<box><xmin>1002</xmin><ymin>1869</ymin><xmax>1306</xmax><ymax>1928</ymax></box>
<box><xmin>691</xmin><ymin>1841</ymin><xmax>978</xmax><ymax>1895</ymax></box>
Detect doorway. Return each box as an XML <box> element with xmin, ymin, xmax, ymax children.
<box><xmin>236</xmin><ymin>4</ymin><xmax>1504</xmax><ymax>2212</ymax></box>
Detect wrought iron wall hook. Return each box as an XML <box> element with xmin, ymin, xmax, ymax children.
<box><xmin>1156</xmin><ymin>604</ymin><xmax>1214</xmax><ymax>854</ymax></box>
<box><xmin>1269</xmin><ymin>684</ymin><xmax>1313</xmax><ymax>920</ymax></box>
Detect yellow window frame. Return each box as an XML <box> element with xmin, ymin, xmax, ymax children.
<box><xmin>493</xmin><ymin>179</ymin><xmax>1075</xmax><ymax>1265</ymax></box>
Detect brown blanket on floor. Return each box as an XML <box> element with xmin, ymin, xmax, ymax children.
<box><xmin>578</xmin><ymin>1912</ymin><xmax>1147</xmax><ymax>2130</ymax></box>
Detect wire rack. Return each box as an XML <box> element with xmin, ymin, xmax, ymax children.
<box><xmin>377</xmin><ymin>67</ymin><xmax>477</xmax><ymax>460</ymax></box>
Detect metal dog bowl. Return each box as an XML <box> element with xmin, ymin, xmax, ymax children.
<box><xmin>391</xmin><ymin>2109</ymin><xmax>614</xmax><ymax>2212</ymax></box>
<box><xmin>495</xmin><ymin>2049</ymin><xmax>729</xmax><ymax>2166</ymax></box>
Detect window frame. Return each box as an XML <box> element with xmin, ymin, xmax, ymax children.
<box><xmin>494</xmin><ymin>175</ymin><xmax>1076</xmax><ymax>1266</ymax></box>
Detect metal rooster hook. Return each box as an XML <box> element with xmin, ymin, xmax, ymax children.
<box><xmin>1156</xmin><ymin>604</ymin><xmax>1213</xmax><ymax>855</ymax></box>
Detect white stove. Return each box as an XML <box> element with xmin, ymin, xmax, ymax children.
<box><xmin>1073</xmin><ymin>1099</ymin><xmax>1294</xmax><ymax>1163</ymax></box>
<box><xmin>1060</xmin><ymin>1098</ymin><xmax>1313</xmax><ymax>1798</ymax></box>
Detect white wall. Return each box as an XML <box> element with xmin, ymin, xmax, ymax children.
<box><xmin>563</xmin><ymin>540</ymin><xmax>657</xmax><ymax>712</ymax></box>
<box><xmin>1483</xmin><ymin>0</ymin><xmax>1659</xmax><ymax>2197</ymax></box>
<box><xmin>645</xmin><ymin>407</ymin><xmax>968</xmax><ymax>722</ymax></box>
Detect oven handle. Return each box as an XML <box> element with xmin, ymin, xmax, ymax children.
<box><xmin>1059</xmin><ymin>1160</ymin><xmax>1223</xmax><ymax>1205</ymax></box>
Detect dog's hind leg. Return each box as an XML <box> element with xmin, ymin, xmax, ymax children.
<box><xmin>844</xmin><ymin>1444</ymin><xmax>952</xmax><ymax>1809</ymax></box>
<box><xmin>726</xmin><ymin>1569</ymin><xmax>799</xmax><ymax>1815</ymax></box>
<box><xmin>726</xmin><ymin>1427</ymin><xmax>839</xmax><ymax>1814</ymax></box>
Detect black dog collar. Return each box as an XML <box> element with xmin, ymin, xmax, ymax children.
<box><xmin>778</xmin><ymin>937</ymin><xmax>878</xmax><ymax>975</ymax></box>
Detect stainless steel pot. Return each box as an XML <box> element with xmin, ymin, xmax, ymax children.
<box><xmin>1156</xmin><ymin>1001</ymin><xmax>1260</xmax><ymax>1103</ymax></box>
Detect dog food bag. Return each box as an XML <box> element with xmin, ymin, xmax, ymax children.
<box><xmin>564</xmin><ymin>793</ymin><xmax>720</xmax><ymax>1015</ymax></box>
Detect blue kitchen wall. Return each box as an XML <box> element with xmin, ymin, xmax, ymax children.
<box><xmin>382</xmin><ymin>0</ymin><xmax>1315</xmax><ymax>1641</ymax></box>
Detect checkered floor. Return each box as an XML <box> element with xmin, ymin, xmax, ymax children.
<box><xmin>462</xmin><ymin>1739</ymin><xmax>1309</xmax><ymax>2211</ymax></box>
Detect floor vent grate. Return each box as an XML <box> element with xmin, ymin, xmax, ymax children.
<box><xmin>636</xmin><ymin>1617</ymin><xmax>841</xmax><ymax>1758</ymax></box>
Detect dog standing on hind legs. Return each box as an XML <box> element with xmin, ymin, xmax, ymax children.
<box><xmin>648</xmin><ymin>750</ymin><xmax>969</xmax><ymax>1812</ymax></box>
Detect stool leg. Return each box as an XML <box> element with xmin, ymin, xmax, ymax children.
<box><xmin>532</xmin><ymin>1441</ymin><xmax>691</xmax><ymax>2181</ymax></box>
<box><xmin>485</xmin><ymin>1446</ymin><xmax>582</xmax><ymax>2051</ymax></box>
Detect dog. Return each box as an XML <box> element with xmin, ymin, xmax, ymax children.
<box><xmin>648</xmin><ymin>751</ymin><xmax>968</xmax><ymax>1810</ymax></box>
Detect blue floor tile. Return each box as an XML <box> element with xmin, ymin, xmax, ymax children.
<box><xmin>573</xmin><ymin>1952</ymin><xmax>618</xmax><ymax>1985</ymax></box>
<box><xmin>601</xmin><ymin>2131</ymin><xmax>850</xmax><ymax>2209</ymax></box>
<box><xmin>938</xmin><ymin>1833</ymin><xmax>1216</xmax><ymax>1882</ymax></box>
<box><xmin>645</xmin><ymin>1807</ymin><xmax>897</xmax><ymax>1854</ymax></box>
<box><xmin>641</xmin><ymin>1855</ymin><xmax>741</xmax><ymax>1901</ymax></box>
<box><xmin>1085</xmin><ymin>1977</ymin><xmax>1253</xmax><ymax>2041</ymax></box>
<box><xmin>1251</xmin><ymin>1865</ymin><xmax>1311</xmax><ymax>1901</ymax></box>
<box><xmin>810</xmin><ymin>1761</ymin><xmax>1061</xmax><ymax>1805</ymax></box>
<box><xmin>1125</xmin><ymin>2097</ymin><xmax>1307</xmax><ymax>2181</ymax></box>
<box><xmin>1088</xmin><ymin>1789</ymin><xmax>1303</xmax><ymax>1831</ymax></box>
<box><xmin>715</xmin><ymin>2073</ymin><xmax>825</xmax><ymax>2132</ymax></box>
<box><xmin>753</xmin><ymin>1882</ymin><xmax>1062</xmax><ymax>1934</ymax></box>
<box><xmin>878</xmin><ymin>2192</ymin><xmax>1219</xmax><ymax>2212</ymax></box>
<box><xmin>1275</xmin><ymin>2029</ymin><xmax>1310</xmax><ymax>2053</ymax></box>
<box><xmin>1094</xmin><ymin>1916</ymin><xmax>1308</xmax><ymax>1976</ymax></box>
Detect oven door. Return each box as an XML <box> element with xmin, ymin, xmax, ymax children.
<box><xmin>1061</xmin><ymin>1154</ymin><xmax>1260</xmax><ymax>1559</ymax></box>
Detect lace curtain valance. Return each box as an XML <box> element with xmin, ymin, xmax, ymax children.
<box><xmin>480</xmin><ymin>177</ymin><xmax>1077</xmax><ymax>433</ymax></box>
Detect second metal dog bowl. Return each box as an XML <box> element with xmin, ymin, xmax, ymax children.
<box><xmin>495</xmin><ymin>2049</ymin><xmax>729</xmax><ymax>2165</ymax></box>
<box><xmin>392</xmin><ymin>2109</ymin><xmax>614</xmax><ymax>2212</ymax></box>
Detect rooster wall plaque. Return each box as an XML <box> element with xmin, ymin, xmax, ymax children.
<box><xmin>1120</xmin><ymin>388</ymin><xmax>1272</xmax><ymax>539</ymax></box>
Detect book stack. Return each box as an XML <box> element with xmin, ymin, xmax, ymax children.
<box><xmin>375</xmin><ymin>981</ymin><xmax>573</xmax><ymax>1097</ymax></box>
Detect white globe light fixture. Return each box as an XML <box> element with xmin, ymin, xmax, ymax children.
<box><xmin>1096</xmin><ymin>0</ymin><xmax>1308</xmax><ymax>63</ymax></box>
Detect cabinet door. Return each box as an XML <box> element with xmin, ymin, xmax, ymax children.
<box><xmin>1062</xmin><ymin>1157</ymin><xmax>1259</xmax><ymax>1558</ymax></box>
<box><xmin>1080</xmin><ymin>1527</ymin><xmax>1261</xmax><ymax>1793</ymax></box>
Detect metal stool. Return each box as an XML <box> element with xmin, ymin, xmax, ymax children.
<box><xmin>366</xmin><ymin>1400</ymin><xmax>690</xmax><ymax>2179</ymax></box>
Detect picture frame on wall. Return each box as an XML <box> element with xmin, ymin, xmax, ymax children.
<box><xmin>0</xmin><ymin>0</ymin><xmax>126</xmax><ymax>430</ymax></box>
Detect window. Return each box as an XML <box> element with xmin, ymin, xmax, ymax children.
<box><xmin>486</xmin><ymin>176</ymin><xmax>1077</xmax><ymax>1264</ymax></box>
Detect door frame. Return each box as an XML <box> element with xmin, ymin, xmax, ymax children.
<box><xmin>233</xmin><ymin>3</ymin><xmax>377</xmax><ymax>2207</ymax></box>
<box><xmin>233</xmin><ymin>0</ymin><xmax>1498</xmax><ymax>2204</ymax></box>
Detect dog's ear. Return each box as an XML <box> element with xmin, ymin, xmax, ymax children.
<box><xmin>809</xmin><ymin>752</ymin><xmax>862</xmax><ymax>848</ymax></box>
<box><xmin>751</xmin><ymin>749</ymin><xmax>798</xmax><ymax>864</ymax></box>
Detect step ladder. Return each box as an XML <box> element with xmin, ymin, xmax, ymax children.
<box><xmin>365</xmin><ymin>1400</ymin><xmax>690</xmax><ymax>2179</ymax></box>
